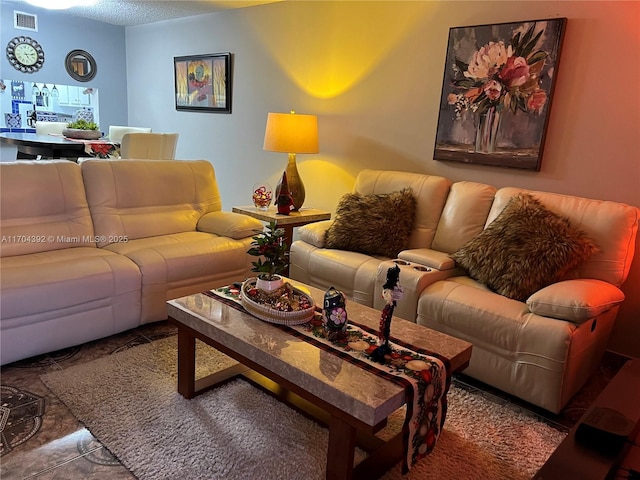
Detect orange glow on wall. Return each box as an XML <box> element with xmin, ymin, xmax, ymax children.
<box><xmin>245</xmin><ymin>2</ymin><xmax>432</xmax><ymax>99</ymax></box>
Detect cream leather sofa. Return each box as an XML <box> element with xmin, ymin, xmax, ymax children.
<box><xmin>290</xmin><ymin>169</ymin><xmax>638</xmax><ymax>413</ymax></box>
<box><xmin>0</xmin><ymin>159</ymin><xmax>262</xmax><ymax>365</ymax></box>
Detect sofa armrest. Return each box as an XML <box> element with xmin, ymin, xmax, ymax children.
<box><xmin>526</xmin><ymin>279</ymin><xmax>625</xmax><ymax>324</ymax></box>
<box><xmin>297</xmin><ymin>220</ymin><xmax>333</xmax><ymax>248</ymax></box>
<box><xmin>197</xmin><ymin>211</ymin><xmax>263</xmax><ymax>239</ymax></box>
<box><xmin>398</xmin><ymin>248</ymin><xmax>457</xmax><ymax>271</ymax></box>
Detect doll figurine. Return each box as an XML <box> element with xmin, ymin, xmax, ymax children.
<box><xmin>371</xmin><ymin>265</ymin><xmax>403</xmax><ymax>363</ymax></box>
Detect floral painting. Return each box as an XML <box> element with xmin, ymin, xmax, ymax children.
<box><xmin>434</xmin><ymin>18</ymin><xmax>566</xmax><ymax>170</ymax></box>
<box><xmin>174</xmin><ymin>53</ymin><xmax>232</xmax><ymax>113</ymax></box>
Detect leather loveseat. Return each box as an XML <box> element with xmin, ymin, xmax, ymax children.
<box><xmin>290</xmin><ymin>169</ymin><xmax>638</xmax><ymax>413</ymax></box>
<box><xmin>0</xmin><ymin>159</ymin><xmax>263</xmax><ymax>365</ymax></box>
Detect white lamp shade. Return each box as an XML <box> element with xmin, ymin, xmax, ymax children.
<box><xmin>263</xmin><ymin>112</ymin><xmax>319</xmax><ymax>154</ymax></box>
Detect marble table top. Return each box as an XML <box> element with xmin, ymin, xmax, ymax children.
<box><xmin>167</xmin><ymin>280</ymin><xmax>472</xmax><ymax>427</ymax></box>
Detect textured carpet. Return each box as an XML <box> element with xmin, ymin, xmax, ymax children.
<box><xmin>41</xmin><ymin>336</ymin><xmax>565</xmax><ymax>480</ymax></box>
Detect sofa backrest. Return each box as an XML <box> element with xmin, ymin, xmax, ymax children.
<box><xmin>489</xmin><ymin>187</ymin><xmax>639</xmax><ymax>287</ymax></box>
<box><xmin>81</xmin><ymin>159</ymin><xmax>222</xmax><ymax>247</ymax></box>
<box><xmin>0</xmin><ymin>160</ymin><xmax>95</xmax><ymax>257</ymax></box>
<box><xmin>432</xmin><ymin>181</ymin><xmax>497</xmax><ymax>254</ymax></box>
<box><xmin>353</xmin><ymin>169</ymin><xmax>452</xmax><ymax>249</ymax></box>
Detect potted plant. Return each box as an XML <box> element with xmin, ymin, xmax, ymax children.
<box><xmin>247</xmin><ymin>220</ymin><xmax>289</xmax><ymax>292</ymax></box>
<box><xmin>62</xmin><ymin>119</ymin><xmax>102</xmax><ymax>140</ymax></box>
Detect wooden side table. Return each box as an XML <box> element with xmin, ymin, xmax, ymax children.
<box><xmin>232</xmin><ymin>206</ymin><xmax>331</xmax><ymax>276</ymax></box>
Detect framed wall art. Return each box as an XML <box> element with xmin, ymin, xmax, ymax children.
<box><xmin>433</xmin><ymin>18</ymin><xmax>566</xmax><ymax>170</ymax></box>
<box><xmin>174</xmin><ymin>52</ymin><xmax>231</xmax><ymax>113</ymax></box>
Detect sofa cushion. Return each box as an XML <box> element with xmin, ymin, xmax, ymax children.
<box><xmin>81</xmin><ymin>159</ymin><xmax>222</xmax><ymax>247</ymax></box>
<box><xmin>489</xmin><ymin>187</ymin><xmax>638</xmax><ymax>287</ymax></box>
<box><xmin>0</xmin><ymin>161</ymin><xmax>95</xmax><ymax>256</ymax></box>
<box><xmin>526</xmin><ymin>279</ymin><xmax>625</xmax><ymax>323</ymax></box>
<box><xmin>0</xmin><ymin>247</ymin><xmax>140</xmax><ymax>321</ymax></box>
<box><xmin>352</xmin><ymin>170</ymin><xmax>452</xmax><ymax>249</ymax></box>
<box><xmin>324</xmin><ymin>188</ymin><xmax>417</xmax><ymax>258</ymax></box>
<box><xmin>450</xmin><ymin>193</ymin><xmax>599</xmax><ymax>301</ymax></box>
<box><xmin>104</xmin><ymin>231</ymin><xmax>253</xmax><ymax>322</ymax></box>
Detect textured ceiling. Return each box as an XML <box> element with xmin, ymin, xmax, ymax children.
<box><xmin>4</xmin><ymin>0</ymin><xmax>280</xmax><ymax>26</ymax></box>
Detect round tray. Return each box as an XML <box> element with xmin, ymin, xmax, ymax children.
<box><xmin>241</xmin><ymin>278</ymin><xmax>315</xmax><ymax>326</ymax></box>
<box><xmin>62</xmin><ymin>128</ymin><xmax>102</xmax><ymax>140</ymax></box>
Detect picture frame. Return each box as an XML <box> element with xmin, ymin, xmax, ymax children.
<box><xmin>174</xmin><ymin>52</ymin><xmax>231</xmax><ymax>113</ymax></box>
<box><xmin>433</xmin><ymin>18</ymin><xmax>566</xmax><ymax>171</ymax></box>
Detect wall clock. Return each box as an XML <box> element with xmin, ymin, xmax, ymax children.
<box><xmin>6</xmin><ymin>36</ymin><xmax>45</xmax><ymax>73</ymax></box>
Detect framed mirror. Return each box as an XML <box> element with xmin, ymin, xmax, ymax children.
<box><xmin>65</xmin><ymin>49</ymin><xmax>97</xmax><ymax>82</ymax></box>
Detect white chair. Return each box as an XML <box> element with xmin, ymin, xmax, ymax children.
<box><xmin>35</xmin><ymin>121</ymin><xmax>67</xmax><ymax>136</ymax></box>
<box><xmin>108</xmin><ymin>125</ymin><xmax>152</xmax><ymax>144</ymax></box>
<box><xmin>120</xmin><ymin>133</ymin><xmax>179</xmax><ymax>160</ymax></box>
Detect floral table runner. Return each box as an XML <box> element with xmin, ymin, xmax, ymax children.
<box><xmin>47</xmin><ymin>133</ymin><xmax>121</xmax><ymax>158</ymax></box>
<box><xmin>205</xmin><ymin>285</ymin><xmax>451</xmax><ymax>474</ymax></box>
<box><xmin>68</xmin><ymin>138</ymin><xmax>120</xmax><ymax>158</ymax></box>
<box><xmin>82</xmin><ymin>141</ymin><xmax>120</xmax><ymax>158</ymax></box>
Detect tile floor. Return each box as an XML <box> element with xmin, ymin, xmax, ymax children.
<box><xmin>0</xmin><ymin>320</ymin><xmax>628</xmax><ymax>479</ymax></box>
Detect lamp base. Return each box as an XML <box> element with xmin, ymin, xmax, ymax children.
<box><xmin>276</xmin><ymin>153</ymin><xmax>305</xmax><ymax>211</ymax></box>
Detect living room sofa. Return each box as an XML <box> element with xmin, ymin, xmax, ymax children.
<box><xmin>0</xmin><ymin>159</ymin><xmax>263</xmax><ymax>365</ymax></box>
<box><xmin>290</xmin><ymin>169</ymin><xmax>638</xmax><ymax>413</ymax></box>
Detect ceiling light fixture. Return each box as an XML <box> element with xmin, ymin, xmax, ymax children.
<box><xmin>25</xmin><ymin>0</ymin><xmax>97</xmax><ymax>10</ymax></box>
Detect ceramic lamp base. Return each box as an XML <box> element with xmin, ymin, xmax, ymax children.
<box><xmin>275</xmin><ymin>153</ymin><xmax>305</xmax><ymax>211</ymax></box>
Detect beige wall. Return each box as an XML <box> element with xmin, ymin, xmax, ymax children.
<box><xmin>126</xmin><ymin>1</ymin><xmax>640</xmax><ymax>356</ymax></box>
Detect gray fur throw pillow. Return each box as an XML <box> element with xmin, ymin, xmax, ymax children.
<box><xmin>324</xmin><ymin>188</ymin><xmax>417</xmax><ymax>258</ymax></box>
<box><xmin>450</xmin><ymin>193</ymin><xmax>599</xmax><ymax>302</ymax></box>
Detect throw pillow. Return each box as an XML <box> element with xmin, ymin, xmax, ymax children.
<box><xmin>324</xmin><ymin>188</ymin><xmax>417</xmax><ymax>258</ymax></box>
<box><xmin>450</xmin><ymin>193</ymin><xmax>599</xmax><ymax>302</ymax></box>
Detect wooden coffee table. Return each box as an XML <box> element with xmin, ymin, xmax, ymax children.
<box><xmin>167</xmin><ymin>281</ymin><xmax>472</xmax><ymax>480</ymax></box>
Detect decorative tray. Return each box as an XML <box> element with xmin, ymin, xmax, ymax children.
<box><xmin>241</xmin><ymin>278</ymin><xmax>315</xmax><ymax>326</ymax></box>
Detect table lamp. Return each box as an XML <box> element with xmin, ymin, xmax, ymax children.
<box><xmin>263</xmin><ymin>110</ymin><xmax>319</xmax><ymax>211</ymax></box>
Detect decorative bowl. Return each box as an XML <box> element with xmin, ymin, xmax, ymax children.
<box><xmin>62</xmin><ymin>128</ymin><xmax>102</xmax><ymax>140</ymax></box>
<box><xmin>241</xmin><ymin>278</ymin><xmax>315</xmax><ymax>326</ymax></box>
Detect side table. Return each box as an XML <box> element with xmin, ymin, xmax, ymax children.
<box><xmin>232</xmin><ymin>205</ymin><xmax>331</xmax><ymax>276</ymax></box>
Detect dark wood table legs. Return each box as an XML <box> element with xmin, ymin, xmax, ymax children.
<box><xmin>171</xmin><ymin>317</ymin><xmax>406</xmax><ymax>480</ymax></box>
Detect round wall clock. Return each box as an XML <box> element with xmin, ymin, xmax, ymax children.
<box><xmin>6</xmin><ymin>36</ymin><xmax>45</xmax><ymax>73</ymax></box>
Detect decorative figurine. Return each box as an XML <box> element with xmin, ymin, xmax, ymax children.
<box><xmin>371</xmin><ymin>265</ymin><xmax>403</xmax><ymax>363</ymax></box>
<box><xmin>323</xmin><ymin>286</ymin><xmax>348</xmax><ymax>341</ymax></box>
<box><xmin>275</xmin><ymin>171</ymin><xmax>295</xmax><ymax>215</ymax></box>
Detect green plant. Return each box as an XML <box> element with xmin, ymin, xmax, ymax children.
<box><xmin>66</xmin><ymin>119</ymin><xmax>99</xmax><ymax>131</ymax></box>
<box><xmin>247</xmin><ymin>220</ymin><xmax>289</xmax><ymax>280</ymax></box>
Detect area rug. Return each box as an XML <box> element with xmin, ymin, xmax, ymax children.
<box><xmin>41</xmin><ymin>336</ymin><xmax>565</xmax><ymax>480</ymax></box>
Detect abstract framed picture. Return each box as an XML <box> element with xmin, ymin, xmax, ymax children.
<box><xmin>433</xmin><ymin>18</ymin><xmax>566</xmax><ymax>170</ymax></box>
<box><xmin>174</xmin><ymin>52</ymin><xmax>232</xmax><ymax>113</ymax></box>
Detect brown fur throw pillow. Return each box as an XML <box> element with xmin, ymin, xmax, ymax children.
<box><xmin>324</xmin><ymin>188</ymin><xmax>417</xmax><ymax>258</ymax></box>
<box><xmin>450</xmin><ymin>193</ymin><xmax>599</xmax><ymax>302</ymax></box>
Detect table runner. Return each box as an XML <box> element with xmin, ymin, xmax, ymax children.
<box><xmin>68</xmin><ymin>138</ymin><xmax>120</xmax><ymax>158</ymax></box>
<box><xmin>205</xmin><ymin>285</ymin><xmax>451</xmax><ymax>474</ymax></box>
<box><xmin>82</xmin><ymin>141</ymin><xmax>120</xmax><ymax>158</ymax></box>
<box><xmin>48</xmin><ymin>133</ymin><xmax>120</xmax><ymax>158</ymax></box>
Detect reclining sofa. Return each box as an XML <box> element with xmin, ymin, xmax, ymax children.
<box><xmin>290</xmin><ymin>169</ymin><xmax>638</xmax><ymax>413</ymax></box>
<box><xmin>0</xmin><ymin>159</ymin><xmax>263</xmax><ymax>365</ymax></box>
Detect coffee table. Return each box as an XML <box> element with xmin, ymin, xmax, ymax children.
<box><xmin>167</xmin><ymin>281</ymin><xmax>472</xmax><ymax>480</ymax></box>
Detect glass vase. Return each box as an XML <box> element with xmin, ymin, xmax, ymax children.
<box><xmin>475</xmin><ymin>106</ymin><xmax>501</xmax><ymax>154</ymax></box>
<box><xmin>252</xmin><ymin>182</ymin><xmax>273</xmax><ymax>211</ymax></box>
